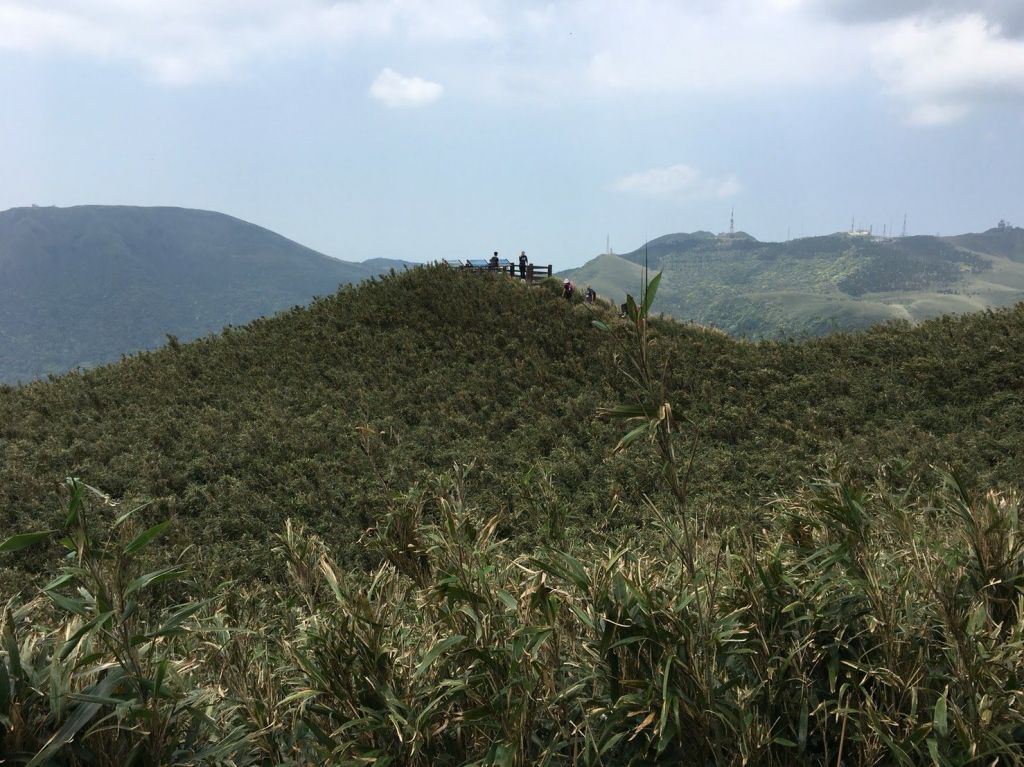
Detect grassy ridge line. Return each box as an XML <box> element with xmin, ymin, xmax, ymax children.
<box><xmin>3</xmin><ymin>266</ymin><xmax>1024</xmax><ymax>585</ymax></box>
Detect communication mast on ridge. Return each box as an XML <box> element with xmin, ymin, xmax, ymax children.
<box><xmin>729</xmin><ymin>206</ymin><xmax>735</xmax><ymax>236</ymax></box>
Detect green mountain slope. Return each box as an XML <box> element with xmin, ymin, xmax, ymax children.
<box><xmin>6</xmin><ymin>267</ymin><xmax>1024</xmax><ymax>763</ymax></box>
<box><xmin>0</xmin><ymin>205</ymin><xmax>404</xmax><ymax>383</ymax></box>
<box><xmin>949</xmin><ymin>222</ymin><xmax>1024</xmax><ymax>261</ymax></box>
<box><xmin>3</xmin><ymin>266</ymin><xmax>1024</xmax><ymax>587</ymax></box>
<box><xmin>565</xmin><ymin>226</ymin><xmax>1024</xmax><ymax>336</ymax></box>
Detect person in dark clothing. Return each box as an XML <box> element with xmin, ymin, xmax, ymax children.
<box><xmin>585</xmin><ymin>285</ymin><xmax>597</xmax><ymax>304</ymax></box>
<box><xmin>562</xmin><ymin>279</ymin><xmax>574</xmax><ymax>301</ymax></box>
<box><xmin>519</xmin><ymin>251</ymin><xmax>528</xmax><ymax>278</ymax></box>
<box><xmin>489</xmin><ymin>251</ymin><xmax>499</xmax><ymax>270</ymax></box>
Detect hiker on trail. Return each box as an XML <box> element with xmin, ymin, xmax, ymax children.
<box><xmin>562</xmin><ymin>279</ymin><xmax>575</xmax><ymax>301</ymax></box>
<box><xmin>489</xmin><ymin>251</ymin><xmax>499</xmax><ymax>270</ymax></box>
<box><xmin>519</xmin><ymin>251</ymin><xmax>528</xmax><ymax>278</ymax></box>
<box><xmin>585</xmin><ymin>285</ymin><xmax>597</xmax><ymax>304</ymax></box>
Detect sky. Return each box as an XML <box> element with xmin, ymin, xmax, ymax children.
<box><xmin>1</xmin><ymin>0</ymin><xmax>1022</xmax><ymax>270</ymax></box>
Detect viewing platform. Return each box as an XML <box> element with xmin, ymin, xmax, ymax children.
<box><xmin>443</xmin><ymin>259</ymin><xmax>554</xmax><ymax>281</ymax></box>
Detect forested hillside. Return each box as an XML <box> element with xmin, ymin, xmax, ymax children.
<box><xmin>4</xmin><ymin>266</ymin><xmax>1024</xmax><ymax>765</ymax></box>
<box><xmin>0</xmin><ymin>205</ymin><xmax>405</xmax><ymax>383</ymax></box>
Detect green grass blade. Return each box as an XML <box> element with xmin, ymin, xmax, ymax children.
<box><xmin>0</xmin><ymin>531</ymin><xmax>54</xmax><ymax>553</ymax></box>
<box><xmin>414</xmin><ymin>635</ymin><xmax>465</xmax><ymax>678</ymax></box>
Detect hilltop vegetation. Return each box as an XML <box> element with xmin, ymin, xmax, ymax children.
<box><xmin>2</xmin><ymin>266</ymin><xmax>1024</xmax><ymax>584</ymax></box>
<box><xmin>3</xmin><ymin>267</ymin><xmax>1024</xmax><ymax>763</ymax></box>
<box><xmin>0</xmin><ymin>205</ymin><xmax>408</xmax><ymax>383</ymax></box>
<box><xmin>565</xmin><ymin>225</ymin><xmax>1024</xmax><ymax>337</ymax></box>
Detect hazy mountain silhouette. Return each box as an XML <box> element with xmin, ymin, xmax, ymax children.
<box><xmin>0</xmin><ymin>205</ymin><xmax>409</xmax><ymax>383</ymax></box>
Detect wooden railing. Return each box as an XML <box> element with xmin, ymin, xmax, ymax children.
<box><xmin>519</xmin><ymin>264</ymin><xmax>553</xmax><ymax>281</ymax></box>
<box><xmin>447</xmin><ymin>261</ymin><xmax>553</xmax><ymax>282</ymax></box>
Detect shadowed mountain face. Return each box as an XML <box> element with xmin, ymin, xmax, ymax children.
<box><xmin>564</xmin><ymin>226</ymin><xmax>1024</xmax><ymax>337</ymax></box>
<box><xmin>0</xmin><ymin>205</ymin><xmax>404</xmax><ymax>383</ymax></box>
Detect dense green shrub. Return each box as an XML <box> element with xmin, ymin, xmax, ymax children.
<box><xmin>4</xmin><ymin>269</ymin><xmax>1024</xmax><ymax>764</ymax></box>
<box><xmin>3</xmin><ymin>267</ymin><xmax>1024</xmax><ymax>590</ymax></box>
<box><xmin>6</xmin><ymin>465</ymin><xmax>1024</xmax><ymax>765</ymax></box>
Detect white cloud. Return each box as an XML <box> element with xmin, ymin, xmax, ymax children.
<box><xmin>872</xmin><ymin>13</ymin><xmax>1024</xmax><ymax>125</ymax></box>
<box><xmin>793</xmin><ymin>1</ymin><xmax>1024</xmax><ymax>123</ymax></box>
<box><xmin>804</xmin><ymin>0</ymin><xmax>1024</xmax><ymax>36</ymax></box>
<box><xmin>579</xmin><ymin>0</ymin><xmax>861</xmax><ymax>94</ymax></box>
<box><xmin>369</xmin><ymin>68</ymin><xmax>443</xmax><ymax>108</ymax></box>
<box><xmin>611</xmin><ymin>164</ymin><xmax>740</xmax><ymax>201</ymax></box>
<box><xmin>0</xmin><ymin>0</ymin><xmax>860</xmax><ymax>91</ymax></box>
<box><xmin>0</xmin><ymin>0</ymin><xmax>1022</xmax><ymax>126</ymax></box>
<box><xmin>0</xmin><ymin>0</ymin><xmax>501</xmax><ymax>84</ymax></box>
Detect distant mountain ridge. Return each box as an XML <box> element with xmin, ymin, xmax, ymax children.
<box><xmin>564</xmin><ymin>225</ymin><xmax>1024</xmax><ymax>337</ymax></box>
<box><xmin>0</xmin><ymin>205</ymin><xmax>411</xmax><ymax>383</ymax></box>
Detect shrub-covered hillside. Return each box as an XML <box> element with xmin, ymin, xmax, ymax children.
<box><xmin>5</xmin><ymin>266</ymin><xmax>1024</xmax><ymax>764</ymax></box>
<box><xmin>2</xmin><ymin>265</ymin><xmax>1024</xmax><ymax>583</ymax></box>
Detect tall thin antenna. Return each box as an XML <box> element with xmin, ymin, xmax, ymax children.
<box><xmin>729</xmin><ymin>207</ymin><xmax>735</xmax><ymax>236</ymax></box>
<box><xmin>902</xmin><ymin>212</ymin><xmax>907</xmax><ymax>238</ymax></box>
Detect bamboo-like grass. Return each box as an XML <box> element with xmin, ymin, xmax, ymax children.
<box><xmin>4</xmin><ymin>275</ymin><xmax>1024</xmax><ymax>765</ymax></box>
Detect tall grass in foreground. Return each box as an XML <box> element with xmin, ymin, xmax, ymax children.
<box><xmin>5</xmin><ymin>469</ymin><xmax>1024</xmax><ymax>764</ymax></box>
<box><xmin>4</xmin><ymin>277</ymin><xmax>1024</xmax><ymax>764</ymax></box>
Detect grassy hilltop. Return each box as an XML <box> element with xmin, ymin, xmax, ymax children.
<box><xmin>3</xmin><ymin>265</ymin><xmax>1024</xmax><ymax>580</ymax></box>
<box><xmin>3</xmin><ymin>266</ymin><xmax>1024</xmax><ymax>764</ymax></box>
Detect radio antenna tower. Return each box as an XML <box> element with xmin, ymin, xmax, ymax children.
<box><xmin>729</xmin><ymin>207</ymin><xmax>735</xmax><ymax>235</ymax></box>
<box><xmin>902</xmin><ymin>212</ymin><xmax>907</xmax><ymax>238</ymax></box>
